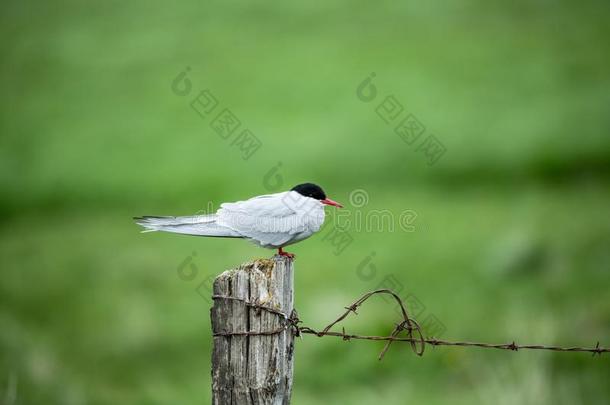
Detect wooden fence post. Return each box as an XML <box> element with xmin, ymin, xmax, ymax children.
<box><xmin>211</xmin><ymin>256</ymin><xmax>295</xmax><ymax>405</ymax></box>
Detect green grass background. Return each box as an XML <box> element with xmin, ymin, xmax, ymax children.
<box><xmin>1</xmin><ymin>0</ymin><xmax>610</xmax><ymax>404</ymax></box>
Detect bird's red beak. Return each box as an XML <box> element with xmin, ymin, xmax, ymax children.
<box><xmin>321</xmin><ymin>198</ymin><xmax>343</xmax><ymax>208</ymax></box>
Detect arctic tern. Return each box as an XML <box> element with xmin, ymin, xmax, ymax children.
<box><xmin>134</xmin><ymin>183</ymin><xmax>343</xmax><ymax>258</ymax></box>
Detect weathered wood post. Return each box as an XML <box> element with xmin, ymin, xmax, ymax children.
<box><xmin>211</xmin><ymin>256</ymin><xmax>295</xmax><ymax>404</ymax></box>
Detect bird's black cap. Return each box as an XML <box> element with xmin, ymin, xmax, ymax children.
<box><xmin>291</xmin><ymin>183</ymin><xmax>326</xmax><ymax>200</ymax></box>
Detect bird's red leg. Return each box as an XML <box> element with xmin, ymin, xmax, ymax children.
<box><xmin>278</xmin><ymin>247</ymin><xmax>295</xmax><ymax>259</ymax></box>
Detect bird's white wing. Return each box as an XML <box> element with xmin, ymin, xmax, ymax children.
<box><xmin>216</xmin><ymin>191</ymin><xmax>324</xmax><ymax>247</ymax></box>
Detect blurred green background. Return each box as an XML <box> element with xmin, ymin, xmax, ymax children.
<box><xmin>2</xmin><ymin>0</ymin><xmax>610</xmax><ymax>404</ymax></box>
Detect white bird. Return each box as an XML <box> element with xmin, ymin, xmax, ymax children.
<box><xmin>134</xmin><ymin>183</ymin><xmax>343</xmax><ymax>258</ymax></box>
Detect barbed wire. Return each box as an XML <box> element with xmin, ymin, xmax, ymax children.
<box><xmin>212</xmin><ymin>289</ymin><xmax>608</xmax><ymax>359</ymax></box>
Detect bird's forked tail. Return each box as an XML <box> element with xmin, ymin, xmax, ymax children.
<box><xmin>133</xmin><ymin>215</ymin><xmax>242</xmax><ymax>238</ymax></box>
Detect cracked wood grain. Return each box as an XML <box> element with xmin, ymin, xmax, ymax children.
<box><xmin>211</xmin><ymin>256</ymin><xmax>294</xmax><ymax>405</ymax></box>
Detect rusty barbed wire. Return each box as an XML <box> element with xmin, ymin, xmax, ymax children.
<box><xmin>212</xmin><ymin>289</ymin><xmax>608</xmax><ymax>359</ymax></box>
